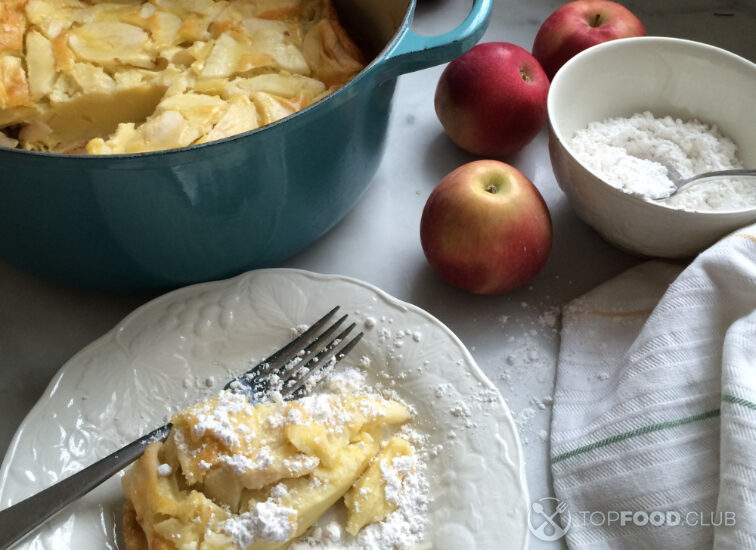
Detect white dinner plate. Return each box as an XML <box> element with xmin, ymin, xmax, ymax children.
<box><xmin>0</xmin><ymin>269</ymin><xmax>529</xmax><ymax>549</ymax></box>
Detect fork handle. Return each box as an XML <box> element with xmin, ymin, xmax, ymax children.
<box><xmin>0</xmin><ymin>423</ymin><xmax>171</xmax><ymax>550</ymax></box>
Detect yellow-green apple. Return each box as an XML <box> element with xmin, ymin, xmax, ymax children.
<box><xmin>434</xmin><ymin>42</ymin><xmax>549</xmax><ymax>157</ymax></box>
<box><xmin>533</xmin><ymin>0</ymin><xmax>645</xmax><ymax>80</ymax></box>
<box><xmin>420</xmin><ymin>160</ymin><xmax>552</xmax><ymax>294</ymax></box>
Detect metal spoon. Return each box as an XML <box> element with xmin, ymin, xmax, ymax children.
<box><xmin>653</xmin><ymin>165</ymin><xmax>756</xmax><ymax>200</ymax></box>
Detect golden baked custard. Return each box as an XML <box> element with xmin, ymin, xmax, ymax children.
<box><xmin>121</xmin><ymin>390</ymin><xmax>417</xmax><ymax>549</ymax></box>
<box><xmin>0</xmin><ymin>0</ymin><xmax>364</xmax><ymax>154</ymax></box>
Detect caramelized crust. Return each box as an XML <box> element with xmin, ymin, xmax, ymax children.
<box><xmin>122</xmin><ymin>501</ymin><xmax>149</xmax><ymax>550</ymax></box>
<box><xmin>0</xmin><ymin>0</ymin><xmax>26</xmax><ymax>55</ymax></box>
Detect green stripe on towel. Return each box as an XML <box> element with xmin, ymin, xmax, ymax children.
<box><xmin>551</xmin><ymin>395</ymin><xmax>756</xmax><ymax>465</ymax></box>
<box><xmin>551</xmin><ymin>408</ymin><xmax>721</xmax><ymax>465</ymax></box>
<box><xmin>723</xmin><ymin>394</ymin><xmax>756</xmax><ymax>411</ymax></box>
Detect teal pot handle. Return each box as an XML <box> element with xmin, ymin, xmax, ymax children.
<box><xmin>380</xmin><ymin>0</ymin><xmax>492</xmax><ymax>79</ymax></box>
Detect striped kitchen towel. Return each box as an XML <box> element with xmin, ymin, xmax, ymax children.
<box><xmin>550</xmin><ymin>226</ymin><xmax>756</xmax><ymax>549</ymax></box>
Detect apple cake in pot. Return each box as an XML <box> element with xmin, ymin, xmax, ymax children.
<box><xmin>0</xmin><ymin>0</ymin><xmax>365</xmax><ymax>154</ymax></box>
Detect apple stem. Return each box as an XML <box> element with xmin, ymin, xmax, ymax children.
<box><xmin>589</xmin><ymin>12</ymin><xmax>604</xmax><ymax>27</ymax></box>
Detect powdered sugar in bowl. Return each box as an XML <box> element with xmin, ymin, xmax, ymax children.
<box><xmin>547</xmin><ymin>37</ymin><xmax>756</xmax><ymax>257</ymax></box>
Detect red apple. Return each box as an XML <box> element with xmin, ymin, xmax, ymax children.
<box><xmin>420</xmin><ymin>160</ymin><xmax>552</xmax><ymax>294</ymax></box>
<box><xmin>533</xmin><ymin>0</ymin><xmax>645</xmax><ymax>80</ymax></box>
<box><xmin>434</xmin><ymin>42</ymin><xmax>549</xmax><ymax>157</ymax></box>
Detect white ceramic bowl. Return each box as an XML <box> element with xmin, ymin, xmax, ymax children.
<box><xmin>547</xmin><ymin>36</ymin><xmax>756</xmax><ymax>257</ymax></box>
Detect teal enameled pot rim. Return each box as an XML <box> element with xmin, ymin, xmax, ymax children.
<box><xmin>4</xmin><ymin>0</ymin><xmax>492</xmax><ymax>164</ymax></box>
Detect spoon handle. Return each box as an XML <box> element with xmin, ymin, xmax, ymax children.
<box><xmin>672</xmin><ymin>168</ymin><xmax>756</xmax><ymax>197</ymax></box>
<box><xmin>681</xmin><ymin>168</ymin><xmax>756</xmax><ymax>185</ymax></box>
<box><xmin>0</xmin><ymin>423</ymin><xmax>170</xmax><ymax>550</ymax></box>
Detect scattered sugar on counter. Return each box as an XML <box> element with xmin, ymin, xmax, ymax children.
<box><xmin>537</xmin><ymin>307</ymin><xmax>559</xmax><ymax>330</ymax></box>
<box><xmin>515</xmin><ymin>407</ymin><xmax>536</xmax><ymax>427</ymax></box>
<box><xmin>572</xmin><ymin>111</ymin><xmax>750</xmax><ymax>210</ymax></box>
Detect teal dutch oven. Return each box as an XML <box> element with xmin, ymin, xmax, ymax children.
<box><xmin>0</xmin><ymin>0</ymin><xmax>491</xmax><ymax>291</ymax></box>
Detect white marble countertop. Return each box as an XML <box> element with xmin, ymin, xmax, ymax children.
<box><xmin>0</xmin><ymin>1</ymin><xmax>753</xmax><ymax>548</ymax></box>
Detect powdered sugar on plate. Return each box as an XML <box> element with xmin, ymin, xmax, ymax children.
<box><xmin>291</xmin><ymin>450</ymin><xmax>430</xmax><ymax>550</ymax></box>
<box><xmin>287</xmin><ymin>369</ymin><xmax>431</xmax><ymax>550</ymax></box>
<box><xmin>571</xmin><ymin>111</ymin><xmax>751</xmax><ymax>211</ymax></box>
<box><xmin>222</xmin><ymin>498</ymin><xmax>298</xmax><ymax>547</ymax></box>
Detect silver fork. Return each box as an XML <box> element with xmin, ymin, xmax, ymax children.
<box><xmin>0</xmin><ymin>306</ymin><xmax>362</xmax><ymax>550</ymax></box>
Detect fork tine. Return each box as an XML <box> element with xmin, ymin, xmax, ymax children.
<box><xmin>282</xmin><ymin>332</ymin><xmax>364</xmax><ymax>401</ymax></box>
<box><xmin>251</xmin><ymin>313</ymin><xmax>350</xmax><ymax>384</ymax></box>
<box><xmin>280</xmin><ymin>322</ymin><xmax>356</xmax><ymax>393</ymax></box>
<box><xmin>295</xmin><ymin>314</ymin><xmax>349</xmax><ymax>366</ymax></box>
<box><xmin>261</xmin><ymin>306</ymin><xmax>341</xmax><ymax>369</ymax></box>
<box><xmin>226</xmin><ymin>306</ymin><xmax>340</xmax><ymax>390</ymax></box>
<box><xmin>264</xmin><ymin>313</ymin><xmax>349</xmax><ymax>384</ymax></box>
<box><xmin>332</xmin><ymin>330</ymin><xmax>363</xmax><ymax>361</ymax></box>
<box><xmin>280</xmin><ymin>326</ymin><xmax>364</xmax><ymax>400</ymax></box>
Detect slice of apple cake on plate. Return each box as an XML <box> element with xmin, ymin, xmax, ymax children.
<box><xmin>121</xmin><ymin>386</ymin><xmax>423</xmax><ymax>550</ymax></box>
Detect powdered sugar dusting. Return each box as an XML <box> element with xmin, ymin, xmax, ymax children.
<box><xmin>381</xmin><ymin>455</ymin><xmax>413</xmax><ymax>506</ymax></box>
<box><xmin>291</xmin><ymin>449</ymin><xmax>430</xmax><ymax>550</ymax></box>
<box><xmin>218</xmin><ymin>453</ymin><xmax>256</xmax><ymax>475</ymax></box>
<box><xmin>222</xmin><ymin>498</ymin><xmax>297</xmax><ymax>547</ymax></box>
<box><xmin>175</xmin><ymin>362</ymin><xmax>432</xmax><ymax>549</ymax></box>
<box><xmin>191</xmin><ymin>391</ymin><xmax>250</xmax><ymax>447</ymax></box>
<box><xmin>273</xmin><ymin>367</ymin><xmax>430</xmax><ymax>550</ymax></box>
<box><xmin>355</xmin><ymin>455</ymin><xmax>429</xmax><ymax>550</ymax></box>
